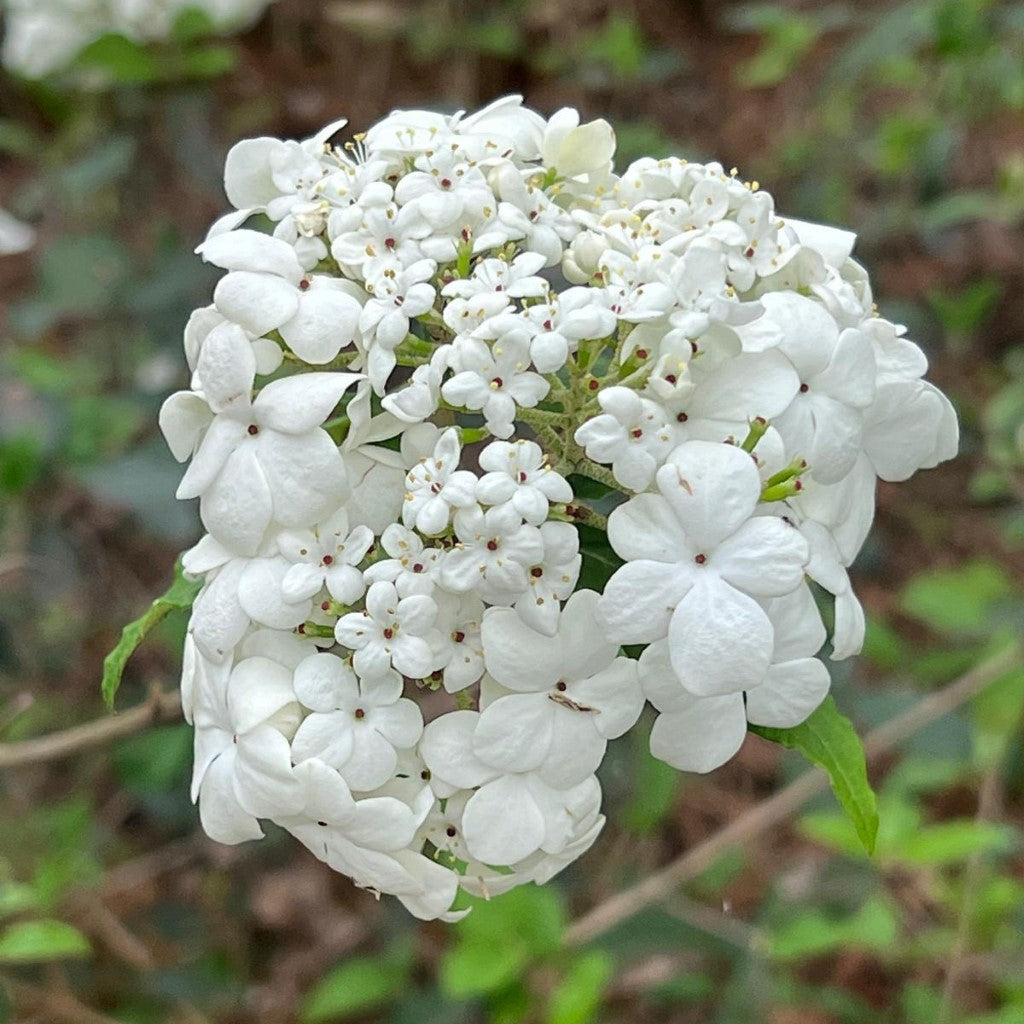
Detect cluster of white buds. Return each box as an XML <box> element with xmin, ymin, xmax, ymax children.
<box><xmin>160</xmin><ymin>96</ymin><xmax>957</xmax><ymax>919</ymax></box>
<box><xmin>1</xmin><ymin>0</ymin><xmax>275</xmax><ymax>78</ymax></box>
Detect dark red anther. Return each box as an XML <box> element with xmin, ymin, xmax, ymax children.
<box><xmin>677</xmin><ymin>412</ymin><xmax>688</xmax><ymax>423</ymax></box>
<box><xmin>384</xmin><ymin>237</ymin><xmax>396</xmax><ymax>249</ymax></box>
<box><xmin>321</xmin><ymin>600</ymin><xmax>331</xmax><ymax>611</ymax></box>
<box><xmin>412</xmin><ymin>562</ymin><xmax>424</xmax><ymax>573</ymax></box>
<box><xmin>799</xmin><ymin>383</ymin><xmax>809</xmax><ymax>393</ymax></box>
<box><xmin>530</xmin><ymin>566</ymin><xmax>544</xmax><ymax>578</ymax></box>
<box><xmin>635</xmin><ymin>348</ymin><xmax>648</xmax><ymax>360</ymax></box>
<box><xmin>695</xmin><ymin>553</ymin><xmax>707</xmax><ymax>565</ymax></box>
<box><xmin>519</xmin><ymin>471</ymin><xmax>528</xmax><ymax>482</ymax></box>
<box><xmin>383</xmin><ymin>627</ymin><xmax>394</xmax><ymax>639</ymax></box>
<box><xmin>556</xmin><ymin>681</ymin><xmax>567</xmax><ymax>691</ymax></box>
<box><xmin>297</xmin><ymin>623</ymin><xmax>306</xmax><ymax>634</ymax></box>
<box><xmin>354</xmin><ymin>708</ymin><xmax>366</xmax><ymax>719</ymax></box>
<box><xmin>744</xmin><ymin>247</ymin><xmax>755</xmax><ymax>258</ymax></box>
<box><xmin>299</xmin><ymin>279</ymin><xmax>311</xmax><ymax>291</ymax></box>
<box><xmin>631</xmin><ymin>428</ymin><xmax>643</xmax><ymax>438</ymax></box>
<box><xmin>491</xmin><ymin>376</ymin><xmax>504</xmax><ymax>388</ymax></box>
<box><xmin>445</xmin><ymin>826</ymin><xmax>457</xmax><ymax>837</ymax></box>
<box><xmin>588</xmin><ymin>378</ymin><xmax>599</xmax><ymax>391</ymax></box>
<box><xmin>453</xmin><ymin>631</ymin><xmax>466</xmax><ymax>643</ymax></box>
<box><xmin>247</xmin><ymin>424</ymin><xmax>259</xmax><ymax>435</ymax></box>
<box><xmin>441</xmin><ymin>177</ymin><xmax>452</xmax><ymax>188</ymax></box>
<box><xmin>665</xmin><ymin>374</ymin><xmax>677</xmax><ymax>384</ymax></box>
<box><xmin>486</xmin><ymin>539</ymin><xmax>499</xmax><ymax>551</ymax></box>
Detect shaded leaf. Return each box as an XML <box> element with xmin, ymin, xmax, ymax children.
<box><xmin>301</xmin><ymin>950</ymin><xmax>412</xmax><ymax>1023</ymax></box>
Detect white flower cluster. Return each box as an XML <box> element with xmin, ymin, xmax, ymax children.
<box><xmin>160</xmin><ymin>96</ymin><xmax>957</xmax><ymax>919</ymax></box>
<box><xmin>1</xmin><ymin>0</ymin><xmax>274</xmax><ymax>78</ymax></box>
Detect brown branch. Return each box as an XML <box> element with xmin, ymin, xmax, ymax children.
<box><xmin>0</xmin><ymin>972</ymin><xmax>121</xmax><ymax>1024</ymax></box>
<box><xmin>566</xmin><ymin>642</ymin><xmax>1022</xmax><ymax>946</ymax></box>
<box><xmin>0</xmin><ymin>689</ymin><xmax>182</xmax><ymax>769</ymax></box>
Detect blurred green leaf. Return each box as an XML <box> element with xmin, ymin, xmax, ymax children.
<box><xmin>75</xmin><ymin>34</ymin><xmax>160</xmax><ymax>82</ymax></box>
<box><xmin>102</xmin><ymin>559</ymin><xmax>202</xmax><ymax>709</ymax></box>
<box><xmin>929</xmin><ymin>278</ymin><xmax>1002</xmax><ymax>336</ymax></box>
<box><xmin>972</xmin><ymin>666</ymin><xmax>1024</xmax><ymax>768</ymax></box>
<box><xmin>625</xmin><ymin>727</ymin><xmax>679</xmax><ymax>835</ymax></box>
<box><xmin>0</xmin><ymin>434</ymin><xmax>44</xmax><ymax>495</ymax></box>
<box><xmin>300</xmin><ymin>949</ymin><xmax>413</xmax><ymax>1023</ymax></box>
<box><xmin>0</xmin><ymin>920</ymin><xmax>90</xmax><ymax>963</ymax></box>
<box><xmin>737</xmin><ymin>10</ymin><xmax>819</xmax><ymax>87</ymax></box>
<box><xmin>442</xmin><ymin>886</ymin><xmax>564</xmax><ymax>999</ymax></box>
<box><xmin>898</xmin><ymin>820</ymin><xmax>1017</xmax><ymax>865</ymax></box>
<box><xmin>546</xmin><ymin>950</ymin><xmax>613</xmax><ymax>1024</ymax></box>
<box><xmin>0</xmin><ymin>883</ymin><xmax>41</xmax><ymax>918</ymax></box>
<box><xmin>900</xmin><ymin>560</ymin><xmax>1012</xmax><ymax>634</ymax></box>
<box><xmin>751</xmin><ymin>697</ymin><xmax>878</xmax><ymax>854</ymax></box>
<box><xmin>113</xmin><ymin>724</ymin><xmax>192</xmax><ymax>796</ymax></box>
<box><xmin>771</xmin><ymin>896</ymin><xmax>897</xmax><ymax>960</ymax></box>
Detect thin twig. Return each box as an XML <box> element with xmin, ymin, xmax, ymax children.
<box><xmin>0</xmin><ymin>689</ymin><xmax>182</xmax><ymax>769</ymax></box>
<box><xmin>566</xmin><ymin>642</ymin><xmax>1022</xmax><ymax>946</ymax></box>
<box><xmin>936</xmin><ymin>748</ymin><xmax>1012</xmax><ymax>1022</ymax></box>
<box><xmin>0</xmin><ymin>972</ymin><xmax>121</xmax><ymax>1024</ymax></box>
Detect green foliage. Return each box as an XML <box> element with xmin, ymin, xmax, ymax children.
<box><xmin>900</xmin><ymin>559</ymin><xmax>1013</xmax><ymax>635</ymax></box>
<box><xmin>624</xmin><ymin>726</ymin><xmax>679</xmax><ymax>835</ymax></box>
<box><xmin>751</xmin><ymin>697</ymin><xmax>879</xmax><ymax>854</ymax></box>
<box><xmin>735</xmin><ymin>9</ymin><xmax>820</xmax><ymax>87</ymax></box>
<box><xmin>300</xmin><ymin>946</ymin><xmax>414</xmax><ymax>1023</ymax></box>
<box><xmin>0</xmin><ymin>919</ymin><xmax>91</xmax><ymax>963</ymax></box>
<box><xmin>545</xmin><ymin>950</ymin><xmax>613</xmax><ymax>1024</ymax></box>
<box><xmin>441</xmin><ymin>886</ymin><xmax>564</xmax><ymax>999</ymax></box>
<box><xmin>102</xmin><ymin>559</ymin><xmax>202</xmax><ymax>708</ymax></box>
<box><xmin>113</xmin><ymin>724</ymin><xmax>193</xmax><ymax>796</ymax></box>
<box><xmin>770</xmin><ymin>895</ymin><xmax>898</xmax><ymax>960</ymax></box>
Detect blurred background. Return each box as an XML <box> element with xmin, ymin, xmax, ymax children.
<box><xmin>1</xmin><ymin>1</ymin><xmax>1023</xmax><ymax>1021</ymax></box>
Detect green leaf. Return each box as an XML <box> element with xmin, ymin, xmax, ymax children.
<box><xmin>546</xmin><ymin>951</ymin><xmax>613</xmax><ymax>1024</ymax></box>
<box><xmin>751</xmin><ymin>697</ymin><xmax>878</xmax><ymax>854</ymax></box>
<box><xmin>102</xmin><ymin>559</ymin><xmax>201</xmax><ymax>709</ymax></box>
<box><xmin>896</xmin><ymin>820</ymin><xmax>1017</xmax><ymax>866</ymax></box>
<box><xmin>900</xmin><ymin>560</ymin><xmax>1012</xmax><ymax>635</ymax></box>
<box><xmin>770</xmin><ymin>896</ymin><xmax>897</xmax><ymax>961</ymax></box>
<box><xmin>75</xmin><ymin>34</ymin><xmax>160</xmax><ymax>82</ymax></box>
<box><xmin>625</xmin><ymin>725</ymin><xmax>679</xmax><ymax>835</ymax></box>
<box><xmin>300</xmin><ymin>950</ymin><xmax>412</xmax><ymax>1023</ymax></box>
<box><xmin>0</xmin><ymin>920</ymin><xmax>90</xmax><ymax>963</ymax></box>
<box><xmin>441</xmin><ymin>886</ymin><xmax>565</xmax><ymax>999</ymax></box>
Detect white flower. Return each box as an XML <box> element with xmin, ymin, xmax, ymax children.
<box><xmin>275</xmin><ymin>509</ymin><xmax>374</xmax><ymax>605</ymax></box>
<box><xmin>159</xmin><ymin>326</ymin><xmax>361</xmax><ymax>554</ymax></box>
<box><xmin>291</xmin><ymin>653</ymin><xmax>423</xmax><ymax>791</ymax></box>
<box><xmin>440</xmin><ymin>506</ymin><xmax>544</xmax><ymax>605</ymax></box>
<box><xmin>478</xmin><ymin>590</ymin><xmax>643</xmax><ymax>786</ymax></box>
<box><xmin>475</xmin><ymin>438</ymin><xmax>573</xmax><ymax>524</ymax></box>
<box><xmin>191</xmin><ymin>654</ymin><xmax>302</xmax><ymax>844</ymax></box>
<box><xmin>161</xmin><ymin>337</ymin><xmax>362</xmax><ymax>561</ymax></box>
<box><xmin>431</xmin><ymin>594</ymin><xmax>486</xmax><ymax>692</ymax></box>
<box><xmin>359</xmin><ymin>258</ymin><xmax>437</xmax><ymax>392</ymax></box>
<box><xmin>401</xmin><ymin>427</ymin><xmax>478</xmax><ymax>536</ymax></box>
<box><xmin>442</xmin><ymin>332</ymin><xmax>549</xmax><ymax>439</ymax></box>
<box><xmin>335</xmin><ymin>581</ymin><xmax>438</xmax><ymax>680</ymax></box>
<box><xmin>513</xmin><ymin>520</ymin><xmax>581</xmax><ymax>636</ymax></box>
<box><xmin>541</xmin><ymin>108</ymin><xmax>615</xmax><ymax>182</ymax></box>
<box><xmin>198</xmin><ymin>230</ymin><xmax>363</xmax><ymax>364</ymax></box>
<box><xmin>756</xmin><ymin>293</ymin><xmax>877</xmax><ymax>483</ymax></box>
<box><xmin>0</xmin><ymin>207</ymin><xmax>35</xmax><ymax>256</ymax></box>
<box><xmin>598</xmin><ymin>440</ymin><xmax>809</xmax><ymax>696</ymax></box>
<box><xmin>574</xmin><ymin>387</ymin><xmax>674</xmax><ymax>492</ymax></box>
<box><xmin>364</xmin><ymin>524</ymin><xmax>445</xmax><ymax>597</ymax></box>
<box><xmin>640</xmin><ymin>583</ymin><xmax>830</xmax><ymax>772</ymax></box>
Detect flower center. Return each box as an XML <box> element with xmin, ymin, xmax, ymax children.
<box><xmin>383</xmin><ymin>627</ymin><xmax>394</xmax><ymax>639</ymax></box>
<box><xmin>247</xmin><ymin>424</ymin><xmax>259</xmax><ymax>435</ymax></box>
<box><xmin>354</xmin><ymin>708</ymin><xmax>366</xmax><ymax>719</ymax></box>
<box><xmin>695</xmin><ymin>553</ymin><xmax>707</xmax><ymax>565</ymax></box>
<box><xmin>486</xmin><ymin>539</ymin><xmax>499</xmax><ymax>551</ymax></box>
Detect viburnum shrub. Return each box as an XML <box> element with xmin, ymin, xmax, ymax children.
<box><xmin>109</xmin><ymin>96</ymin><xmax>957</xmax><ymax>921</ymax></box>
